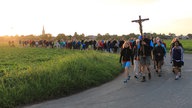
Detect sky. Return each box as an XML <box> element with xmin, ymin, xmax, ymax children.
<box><xmin>0</xmin><ymin>0</ymin><xmax>192</xmax><ymax>36</ymax></box>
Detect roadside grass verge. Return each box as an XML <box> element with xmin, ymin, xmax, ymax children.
<box><xmin>0</xmin><ymin>47</ymin><xmax>121</xmax><ymax>108</ymax></box>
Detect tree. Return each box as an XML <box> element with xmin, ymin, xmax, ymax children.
<box><xmin>152</xmin><ymin>33</ymin><xmax>157</xmax><ymax>37</ymax></box>
<box><xmin>103</xmin><ymin>33</ymin><xmax>110</xmax><ymax>40</ymax></box>
<box><xmin>40</xmin><ymin>33</ymin><xmax>52</xmax><ymax>40</ymax></box>
<box><xmin>77</xmin><ymin>33</ymin><xmax>85</xmax><ymax>40</ymax></box>
<box><xmin>81</xmin><ymin>33</ymin><xmax>85</xmax><ymax>37</ymax></box>
<box><xmin>97</xmin><ymin>33</ymin><xmax>102</xmax><ymax>37</ymax></box>
<box><xmin>187</xmin><ymin>34</ymin><xmax>192</xmax><ymax>39</ymax></box>
<box><xmin>46</xmin><ymin>33</ymin><xmax>53</xmax><ymax>40</ymax></box>
<box><xmin>56</xmin><ymin>33</ymin><xmax>67</xmax><ymax>40</ymax></box>
<box><xmin>111</xmin><ymin>34</ymin><xmax>118</xmax><ymax>40</ymax></box>
<box><xmin>96</xmin><ymin>33</ymin><xmax>102</xmax><ymax>40</ymax></box>
<box><xmin>73</xmin><ymin>32</ymin><xmax>79</xmax><ymax>37</ymax></box>
<box><xmin>129</xmin><ymin>33</ymin><xmax>136</xmax><ymax>38</ymax></box>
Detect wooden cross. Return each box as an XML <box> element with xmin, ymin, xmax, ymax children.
<box><xmin>132</xmin><ymin>15</ymin><xmax>149</xmax><ymax>36</ymax></box>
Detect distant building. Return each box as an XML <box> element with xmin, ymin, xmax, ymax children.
<box><xmin>42</xmin><ymin>26</ymin><xmax>45</xmax><ymax>36</ymax></box>
<box><xmin>164</xmin><ymin>35</ymin><xmax>172</xmax><ymax>39</ymax></box>
<box><xmin>178</xmin><ymin>35</ymin><xmax>189</xmax><ymax>39</ymax></box>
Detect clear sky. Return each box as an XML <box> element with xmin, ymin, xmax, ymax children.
<box><xmin>0</xmin><ymin>0</ymin><xmax>191</xmax><ymax>36</ymax></box>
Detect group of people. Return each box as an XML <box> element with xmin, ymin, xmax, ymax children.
<box><xmin>119</xmin><ymin>35</ymin><xmax>184</xmax><ymax>83</ymax></box>
<box><xmin>18</xmin><ymin>39</ymin><xmax>123</xmax><ymax>53</ymax></box>
<box><xmin>8</xmin><ymin>40</ymin><xmax>15</xmax><ymax>47</ymax></box>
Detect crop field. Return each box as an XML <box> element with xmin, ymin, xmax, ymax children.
<box><xmin>0</xmin><ymin>45</ymin><xmax>121</xmax><ymax>108</ymax></box>
<box><xmin>163</xmin><ymin>39</ymin><xmax>192</xmax><ymax>53</ymax></box>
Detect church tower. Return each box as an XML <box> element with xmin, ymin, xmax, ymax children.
<box><xmin>42</xmin><ymin>25</ymin><xmax>45</xmax><ymax>36</ymax></box>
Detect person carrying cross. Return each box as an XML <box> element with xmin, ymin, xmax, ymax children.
<box><xmin>138</xmin><ymin>34</ymin><xmax>153</xmax><ymax>82</ymax></box>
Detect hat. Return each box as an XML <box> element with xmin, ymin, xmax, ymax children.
<box><xmin>138</xmin><ymin>35</ymin><xmax>142</xmax><ymax>40</ymax></box>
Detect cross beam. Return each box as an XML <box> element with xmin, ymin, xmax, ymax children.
<box><xmin>132</xmin><ymin>15</ymin><xmax>149</xmax><ymax>36</ymax></box>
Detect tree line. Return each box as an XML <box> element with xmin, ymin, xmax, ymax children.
<box><xmin>1</xmin><ymin>32</ymin><xmax>192</xmax><ymax>42</ymax></box>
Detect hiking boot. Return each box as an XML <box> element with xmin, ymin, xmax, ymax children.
<box><xmin>141</xmin><ymin>76</ymin><xmax>146</xmax><ymax>82</ymax></box>
<box><xmin>134</xmin><ymin>75</ymin><xmax>138</xmax><ymax>79</ymax></box>
<box><xmin>179</xmin><ymin>75</ymin><xmax>181</xmax><ymax>78</ymax></box>
<box><xmin>123</xmin><ymin>79</ymin><xmax>127</xmax><ymax>83</ymax></box>
<box><xmin>127</xmin><ymin>76</ymin><xmax>131</xmax><ymax>80</ymax></box>
<box><xmin>123</xmin><ymin>76</ymin><xmax>130</xmax><ymax>83</ymax></box>
<box><xmin>178</xmin><ymin>72</ymin><xmax>181</xmax><ymax>78</ymax></box>
<box><xmin>148</xmin><ymin>73</ymin><xmax>151</xmax><ymax>80</ymax></box>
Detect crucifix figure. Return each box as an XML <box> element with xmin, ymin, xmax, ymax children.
<box><xmin>132</xmin><ymin>15</ymin><xmax>149</xmax><ymax>58</ymax></box>
<box><xmin>132</xmin><ymin>15</ymin><xmax>149</xmax><ymax>36</ymax></box>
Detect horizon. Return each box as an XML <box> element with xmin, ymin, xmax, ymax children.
<box><xmin>0</xmin><ymin>32</ymin><xmax>189</xmax><ymax>37</ymax></box>
<box><xmin>0</xmin><ymin>0</ymin><xmax>192</xmax><ymax>36</ymax></box>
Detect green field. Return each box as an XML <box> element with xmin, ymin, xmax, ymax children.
<box><xmin>0</xmin><ymin>46</ymin><xmax>121</xmax><ymax>108</ymax></box>
<box><xmin>163</xmin><ymin>39</ymin><xmax>192</xmax><ymax>53</ymax></box>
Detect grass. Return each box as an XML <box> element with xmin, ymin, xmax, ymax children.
<box><xmin>0</xmin><ymin>46</ymin><xmax>121</xmax><ymax>108</ymax></box>
<box><xmin>163</xmin><ymin>39</ymin><xmax>192</xmax><ymax>53</ymax></box>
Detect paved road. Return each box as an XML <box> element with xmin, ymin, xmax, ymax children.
<box><xmin>24</xmin><ymin>54</ymin><xmax>192</xmax><ymax>108</ymax></box>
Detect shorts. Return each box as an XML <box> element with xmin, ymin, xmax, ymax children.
<box><xmin>122</xmin><ymin>61</ymin><xmax>131</xmax><ymax>68</ymax></box>
<box><xmin>173</xmin><ymin>60</ymin><xmax>182</xmax><ymax>67</ymax></box>
<box><xmin>140</xmin><ymin>56</ymin><xmax>151</xmax><ymax>65</ymax></box>
<box><xmin>155</xmin><ymin>59</ymin><xmax>163</xmax><ymax>68</ymax></box>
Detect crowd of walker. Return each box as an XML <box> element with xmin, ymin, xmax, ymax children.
<box><xmin>119</xmin><ymin>34</ymin><xmax>184</xmax><ymax>83</ymax></box>
<box><xmin>17</xmin><ymin>39</ymin><xmax>121</xmax><ymax>52</ymax></box>
<box><xmin>10</xmin><ymin>34</ymin><xmax>184</xmax><ymax>83</ymax></box>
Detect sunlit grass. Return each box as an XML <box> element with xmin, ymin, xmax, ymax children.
<box><xmin>0</xmin><ymin>46</ymin><xmax>121</xmax><ymax>108</ymax></box>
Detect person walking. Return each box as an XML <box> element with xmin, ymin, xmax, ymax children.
<box><xmin>170</xmin><ymin>41</ymin><xmax>184</xmax><ymax>80</ymax></box>
<box><xmin>170</xmin><ymin>38</ymin><xmax>183</xmax><ymax>73</ymax></box>
<box><xmin>119</xmin><ymin>41</ymin><xmax>132</xmax><ymax>83</ymax></box>
<box><xmin>139</xmin><ymin>34</ymin><xmax>153</xmax><ymax>82</ymax></box>
<box><xmin>153</xmin><ymin>40</ymin><xmax>166</xmax><ymax>77</ymax></box>
<box><xmin>152</xmin><ymin>38</ymin><xmax>157</xmax><ymax>70</ymax></box>
<box><xmin>129</xmin><ymin>38</ymin><xmax>135</xmax><ymax>65</ymax></box>
<box><xmin>133</xmin><ymin>39</ymin><xmax>141</xmax><ymax>79</ymax></box>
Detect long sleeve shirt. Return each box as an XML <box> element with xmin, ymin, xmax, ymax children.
<box><xmin>171</xmin><ymin>46</ymin><xmax>184</xmax><ymax>62</ymax></box>
<box><xmin>153</xmin><ymin>45</ymin><xmax>166</xmax><ymax>61</ymax></box>
<box><xmin>119</xmin><ymin>48</ymin><xmax>132</xmax><ymax>63</ymax></box>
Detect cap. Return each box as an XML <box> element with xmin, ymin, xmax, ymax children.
<box><xmin>138</xmin><ymin>35</ymin><xmax>142</xmax><ymax>40</ymax></box>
